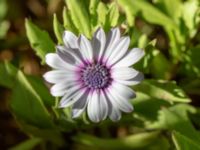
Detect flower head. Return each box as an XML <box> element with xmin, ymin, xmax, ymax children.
<box><xmin>44</xmin><ymin>27</ymin><xmax>144</xmax><ymax>122</ymax></box>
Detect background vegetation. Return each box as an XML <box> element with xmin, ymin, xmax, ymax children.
<box><xmin>0</xmin><ymin>0</ymin><xmax>200</xmax><ymax>149</ymax></box>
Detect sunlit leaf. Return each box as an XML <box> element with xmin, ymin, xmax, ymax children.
<box><xmin>97</xmin><ymin>2</ymin><xmax>108</xmax><ymax>28</ymax></box>
<box><xmin>155</xmin><ymin>0</ymin><xmax>182</xmax><ymax>21</ymax></box>
<box><xmin>107</xmin><ymin>2</ymin><xmax>119</xmax><ymax>27</ymax></box>
<box><xmin>25</xmin><ymin>19</ymin><xmax>55</xmax><ymax>64</ymax></box>
<box><xmin>182</xmin><ymin>0</ymin><xmax>199</xmax><ymax>34</ymax></box>
<box><xmin>62</xmin><ymin>7</ymin><xmax>78</xmax><ymax>34</ymax></box>
<box><xmin>118</xmin><ymin>0</ymin><xmax>177</xmax><ymax>29</ymax></box>
<box><xmin>53</xmin><ymin>14</ymin><xmax>64</xmax><ymax>44</ymax></box>
<box><xmin>135</xmin><ymin>80</ymin><xmax>191</xmax><ymax>103</ymax></box>
<box><xmin>65</xmin><ymin>0</ymin><xmax>91</xmax><ymax>37</ymax></box>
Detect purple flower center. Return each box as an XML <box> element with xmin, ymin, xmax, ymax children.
<box><xmin>81</xmin><ymin>63</ymin><xmax>111</xmax><ymax>89</ymax></box>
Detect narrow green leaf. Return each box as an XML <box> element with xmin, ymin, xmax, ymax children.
<box><xmin>107</xmin><ymin>2</ymin><xmax>119</xmax><ymax>27</ymax></box>
<box><xmin>10</xmin><ymin>70</ymin><xmax>54</xmax><ymax>128</ymax></box>
<box><xmin>65</xmin><ymin>0</ymin><xmax>91</xmax><ymax>37</ymax></box>
<box><xmin>119</xmin><ymin>1</ymin><xmax>134</xmax><ymax>26</ymax></box>
<box><xmin>97</xmin><ymin>2</ymin><xmax>108</xmax><ymax>28</ymax></box>
<box><xmin>172</xmin><ymin>131</ymin><xmax>200</xmax><ymax>150</ymax></box>
<box><xmin>62</xmin><ymin>7</ymin><xmax>78</xmax><ymax>34</ymax></box>
<box><xmin>135</xmin><ymin>80</ymin><xmax>191</xmax><ymax>103</ymax></box>
<box><xmin>25</xmin><ymin>19</ymin><xmax>55</xmax><ymax>64</ymax></box>
<box><xmin>0</xmin><ymin>61</ymin><xmax>17</xmax><ymax>88</ymax></box>
<box><xmin>89</xmin><ymin>0</ymin><xmax>99</xmax><ymax>28</ymax></box>
<box><xmin>53</xmin><ymin>14</ymin><xmax>64</xmax><ymax>44</ymax></box>
<box><xmin>9</xmin><ymin>138</ymin><xmax>42</xmax><ymax>150</ymax></box>
<box><xmin>89</xmin><ymin>0</ymin><xmax>99</xmax><ymax>16</ymax></box>
<box><xmin>118</xmin><ymin>0</ymin><xmax>177</xmax><ymax>29</ymax></box>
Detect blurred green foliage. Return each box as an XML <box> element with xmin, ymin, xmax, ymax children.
<box><xmin>0</xmin><ymin>0</ymin><xmax>200</xmax><ymax>149</ymax></box>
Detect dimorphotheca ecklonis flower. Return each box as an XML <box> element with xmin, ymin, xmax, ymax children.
<box><xmin>43</xmin><ymin>27</ymin><xmax>144</xmax><ymax>122</ymax></box>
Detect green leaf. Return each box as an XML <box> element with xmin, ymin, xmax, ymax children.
<box><xmin>89</xmin><ymin>0</ymin><xmax>99</xmax><ymax>16</ymax></box>
<box><xmin>25</xmin><ymin>19</ymin><xmax>55</xmax><ymax>64</ymax></box>
<box><xmin>150</xmin><ymin>50</ymin><xmax>171</xmax><ymax>79</ymax></box>
<box><xmin>146</xmin><ymin>104</ymin><xmax>200</xmax><ymax>145</ymax></box>
<box><xmin>62</xmin><ymin>7</ymin><xmax>78</xmax><ymax>34</ymax></box>
<box><xmin>89</xmin><ymin>0</ymin><xmax>99</xmax><ymax>28</ymax></box>
<box><xmin>65</xmin><ymin>0</ymin><xmax>91</xmax><ymax>37</ymax></box>
<box><xmin>74</xmin><ymin>131</ymin><xmax>161</xmax><ymax>149</ymax></box>
<box><xmin>10</xmin><ymin>70</ymin><xmax>54</xmax><ymax>128</ymax></box>
<box><xmin>0</xmin><ymin>61</ymin><xmax>17</xmax><ymax>88</ymax></box>
<box><xmin>19</xmin><ymin>122</ymin><xmax>64</xmax><ymax>146</ymax></box>
<box><xmin>9</xmin><ymin>138</ymin><xmax>42</xmax><ymax>150</ymax></box>
<box><xmin>182</xmin><ymin>0</ymin><xmax>199</xmax><ymax>34</ymax></box>
<box><xmin>27</xmin><ymin>76</ymin><xmax>54</xmax><ymax>107</ymax></box>
<box><xmin>107</xmin><ymin>2</ymin><xmax>119</xmax><ymax>27</ymax></box>
<box><xmin>118</xmin><ymin>0</ymin><xmax>176</xmax><ymax>29</ymax></box>
<box><xmin>97</xmin><ymin>2</ymin><xmax>108</xmax><ymax>28</ymax></box>
<box><xmin>53</xmin><ymin>14</ymin><xmax>64</xmax><ymax>44</ymax></box>
<box><xmin>172</xmin><ymin>131</ymin><xmax>200</xmax><ymax>150</ymax></box>
<box><xmin>182</xmin><ymin>45</ymin><xmax>200</xmax><ymax>77</ymax></box>
<box><xmin>133</xmin><ymin>92</ymin><xmax>170</xmax><ymax>121</ymax></box>
<box><xmin>119</xmin><ymin>1</ymin><xmax>134</xmax><ymax>26</ymax></box>
<box><xmin>155</xmin><ymin>0</ymin><xmax>182</xmax><ymax>21</ymax></box>
<box><xmin>0</xmin><ymin>0</ymin><xmax>7</xmax><ymax>20</ymax></box>
<box><xmin>135</xmin><ymin>80</ymin><xmax>191</xmax><ymax>103</ymax></box>
<box><xmin>0</xmin><ymin>21</ymin><xmax>9</xmax><ymax>39</ymax></box>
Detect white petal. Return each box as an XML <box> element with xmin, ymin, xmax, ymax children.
<box><xmin>104</xmin><ymin>90</ymin><xmax>121</xmax><ymax>121</ymax></box>
<box><xmin>111</xmin><ymin>82</ymin><xmax>135</xmax><ymax>99</ymax></box>
<box><xmin>72</xmin><ymin>92</ymin><xmax>89</xmax><ymax>118</ymax></box>
<box><xmin>109</xmin><ymin>107</ymin><xmax>121</xmax><ymax>122</ymax></box>
<box><xmin>92</xmin><ymin>28</ymin><xmax>106</xmax><ymax>61</ymax></box>
<box><xmin>115</xmin><ymin>72</ymin><xmax>144</xmax><ymax>86</ymax></box>
<box><xmin>45</xmin><ymin>53</ymin><xmax>76</xmax><ymax>70</ymax></box>
<box><xmin>43</xmin><ymin>70</ymin><xmax>76</xmax><ymax>84</ymax></box>
<box><xmin>59</xmin><ymin>86</ymin><xmax>84</xmax><ymax>108</ymax></box>
<box><xmin>104</xmin><ymin>28</ymin><xmax>120</xmax><ymax>60</ymax></box>
<box><xmin>78</xmin><ymin>35</ymin><xmax>93</xmax><ymax>61</ymax></box>
<box><xmin>107</xmin><ymin>37</ymin><xmax>130</xmax><ymax>66</ymax></box>
<box><xmin>56</xmin><ymin>46</ymin><xmax>81</xmax><ymax>64</ymax></box>
<box><xmin>87</xmin><ymin>90</ymin><xmax>108</xmax><ymax>122</ymax></box>
<box><xmin>113</xmin><ymin>48</ymin><xmax>145</xmax><ymax>68</ymax></box>
<box><xmin>63</xmin><ymin>31</ymin><xmax>78</xmax><ymax>49</ymax></box>
<box><xmin>107</xmin><ymin>86</ymin><xmax>133</xmax><ymax>113</ymax></box>
<box><xmin>99</xmin><ymin>91</ymin><xmax>108</xmax><ymax>120</ymax></box>
<box><xmin>111</xmin><ymin>67</ymin><xmax>139</xmax><ymax>80</ymax></box>
<box><xmin>50</xmin><ymin>81</ymin><xmax>76</xmax><ymax>97</ymax></box>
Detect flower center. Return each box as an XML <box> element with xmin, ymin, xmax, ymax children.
<box><xmin>81</xmin><ymin>63</ymin><xmax>111</xmax><ymax>89</ymax></box>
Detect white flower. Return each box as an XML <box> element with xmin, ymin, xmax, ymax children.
<box><xmin>43</xmin><ymin>27</ymin><xmax>144</xmax><ymax>122</ymax></box>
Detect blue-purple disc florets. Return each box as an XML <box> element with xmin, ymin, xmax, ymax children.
<box><xmin>81</xmin><ymin>63</ymin><xmax>111</xmax><ymax>89</ymax></box>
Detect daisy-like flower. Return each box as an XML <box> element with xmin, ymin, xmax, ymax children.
<box><xmin>43</xmin><ymin>27</ymin><xmax>144</xmax><ymax>122</ymax></box>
